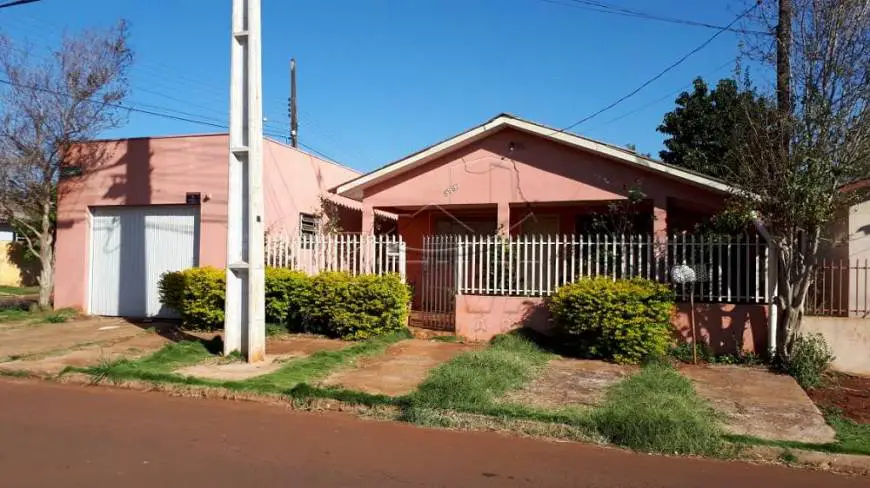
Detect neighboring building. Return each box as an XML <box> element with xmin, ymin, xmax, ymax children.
<box><xmin>54</xmin><ymin>134</ymin><xmax>363</xmax><ymax>317</ymax></box>
<box><xmin>809</xmin><ymin>181</ymin><xmax>870</xmax><ymax>317</ymax></box>
<box><xmin>0</xmin><ymin>221</ymin><xmax>21</xmax><ymax>287</ymax></box>
<box><xmin>0</xmin><ymin>221</ymin><xmax>14</xmax><ymax>242</ymax></box>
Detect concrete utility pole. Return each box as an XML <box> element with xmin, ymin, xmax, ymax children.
<box><xmin>225</xmin><ymin>0</ymin><xmax>266</xmax><ymax>362</ymax></box>
<box><xmin>290</xmin><ymin>58</ymin><xmax>298</xmax><ymax>147</ymax></box>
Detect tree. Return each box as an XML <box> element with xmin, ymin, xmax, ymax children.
<box><xmin>0</xmin><ymin>21</ymin><xmax>133</xmax><ymax>308</ymax></box>
<box><xmin>731</xmin><ymin>0</ymin><xmax>870</xmax><ymax>361</ymax></box>
<box><xmin>658</xmin><ymin>77</ymin><xmax>769</xmax><ymax>179</ymax></box>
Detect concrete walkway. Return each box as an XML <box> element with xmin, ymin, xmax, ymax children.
<box><xmin>504</xmin><ymin>358</ymin><xmax>636</xmax><ymax>408</ymax></box>
<box><xmin>321</xmin><ymin>339</ymin><xmax>474</xmax><ymax>396</ymax></box>
<box><xmin>176</xmin><ymin>335</ymin><xmax>351</xmax><ymax>381</ymax></box>
<box><xmin>682</xmin><ymin>365</ymin><xmax>837</xmax><ymax>444</ymax></box>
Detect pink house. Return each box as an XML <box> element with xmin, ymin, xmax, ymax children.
<box><xmin>336</xmin><ymin>114</ymin><xmax>768</xmax><ymax>352</ymax></box>
<box><xmin>54</xmin><ymin>134</ymin><xmax>363</xmax><ymax>317</ymax></box>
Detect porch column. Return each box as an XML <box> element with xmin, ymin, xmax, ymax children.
<box><xmin>497</xmin><ymin>202</ymin><xmax>510</xmax><ymax>236</ymax></box>
<box><xmin>653</xmin><ymin>197</ymin><xmax>668</xmax><ymax>280</ymax></box>
<box><xmin>362</xmin><ymin>203</ymin><xmax>375</xmax><ymax>235</ymax></box>
<box><xmin>653</xmin><ymin>197</ymin><xmax>668</xmax><ymax>242</ymax></box>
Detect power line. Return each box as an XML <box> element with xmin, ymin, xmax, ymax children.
<box><xmin>554</xmin><ymin>2</ymin><xmax>760</xmax><ymax>133</ymax></box>
<box><xmin>585</xmin><ymin>57</ymin><xmax>738</xmax><ymax>132</ymax></box>
<box><xmin>6</xmin><ymin>12</ymin><xmax>377</xmax><ymax>166</ymax></box>
<box><xmin>0</xmin><ymin>77</ymin><xmax>338</xmax><ymax>159</ymax></box>
<box><xmin>0</xmin><ymin>0</ymin><xmax>39</xmax><ymax>10</ymax></box>
<box><xmin>537</xmin><ymin>0</ymin><xmax>770</xmax><ymax>36</ymax></box>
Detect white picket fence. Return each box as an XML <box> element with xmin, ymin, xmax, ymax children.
<box><xmin>443</xmin><ymin>234</ymin><xmax>769</xmax><ymax>303</ymax></box>
<box><xmin>266</xmin><ymin>233</ymin><xmax>406</xmax><ymax>280</ymax></box>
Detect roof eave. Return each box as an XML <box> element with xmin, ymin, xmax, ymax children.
<box><xmin>336</xmin><ymin>114</ymin><xmax>734</xmax><ymax>199</ymax></box>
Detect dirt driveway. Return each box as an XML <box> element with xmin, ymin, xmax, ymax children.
<box><xmin>0</xmin><ymin>318</ymin><xmax>183</xmax><ymax>375</ymax></box>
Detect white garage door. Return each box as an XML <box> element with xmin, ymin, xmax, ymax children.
<box><xmin>90</xmin><ymin>206</ymin><xmax>200</xmax><ymax>317</ymax></box>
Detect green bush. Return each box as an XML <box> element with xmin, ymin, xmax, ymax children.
<box><xmin>592</xmin><ymin>363</ymin><xmax>724</xmax><ymax>455</ymax></box>
<box><xmin>159</xmin><ymin>267</ymin><xmax>410</xmax><ymax>340</ymax></box>
<box><xmin>787</xmin><ymin>333</ymin><xmax>834</xmax><ymax>389</ymax></box>
<box><xmin>549</xmin><ymin>277</ymin><xmax>675</xmax><ymax>364</ymax></box>
<box><xmin>304</xmin><ymin>272</ymin><xmax>411</xmax><ymax>340</ymax></box>
<box><xmin>264</xmin><ymin>268</ymin><xmax>311</xmax><ymax>330</ymax></box>
<box><xmin>158</xmin><ymin>267</ymin><xmax>226</xmax><ymax>330</ymax></box>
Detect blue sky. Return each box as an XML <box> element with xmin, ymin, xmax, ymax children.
<box><xmin>0</xmin><ymin>0</ymin><xmax>771</xmax><ymax>172</ymax></box>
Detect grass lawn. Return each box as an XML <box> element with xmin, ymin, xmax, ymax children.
<box><xmin>402</xmin><ymin>334</ymin><xmax>725</xmax><ymax>456</ymax></box>
<box><xmin>77</xmin><ymin>331</ymin><xmax>411</xmax><ymax>401</ymax></box>
<box><xmin>0</xmin><ymin>307</ymin><xmax>76</xmax><ymax>324</ymax></box>
<box><xmin>0</xmin><ymin>286</ymin><xmax>38</xmax><ymax>296</ymax></box>
<box><xmin>592</xmin><ymin>362</ymin><xmax>724</xmax><ymax>455</ymax></box>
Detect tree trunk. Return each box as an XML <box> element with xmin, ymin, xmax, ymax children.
<box><xmin>36</xmin><ymin>199</ymin><xmax>54</xmax><ymax>310</ymax></box>
<box><xmin>778</xmin><ymin>301</ymin><xmax>802</xmax><ymax>360</ymax></box>
<box><xmin>37</xmin><ymin>234</ymin><xmax>54</xmax><ymax>309</ymax></box>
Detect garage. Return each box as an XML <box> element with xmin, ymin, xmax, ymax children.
<box><xmin>89</xmin><ymin>206</ymin><xmax>200</xmax><ymax>317</ymax></box>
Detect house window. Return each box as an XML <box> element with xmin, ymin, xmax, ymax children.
<box><xmin>299</xmin><ymin>212</ymin><xmax>319</xmax><ymax>247</ymax></box>
<box><xmin>521</xmin><ymin>215</ymin><xmax>559</xmax><ymax>235</ymax></box>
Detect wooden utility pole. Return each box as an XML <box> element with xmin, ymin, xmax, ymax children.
<box><xmin>225</xmin><ymin>0</ymin><xmax>266</xmax><ymax>363</ymax></box>
<box><xmin>290</xmin><ymin>58</ymin><xmax>298</xmax><ymax>148</ymax></box>
<box><xmin>776</xmin><ymin>0</ymin><xmax>792</xmax><ymax>116</ymax></box>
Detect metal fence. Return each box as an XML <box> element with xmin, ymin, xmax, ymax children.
<box><xmin>447</xmin><ymin>233</ymin><xmax>769</xmax><ymax>303</ymax></box>
<box><xmin>806</xmin><ymin>259</ymin><xmax>870</xmax><ymax>317</ymax></box>
<box><xmin>265</xmin><ymin>232</ymin><xmax>406</xmax><ymax>280</ymax></box>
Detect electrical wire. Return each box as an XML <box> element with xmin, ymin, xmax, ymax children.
<box><xmin>553</xmin><ymin>1</ymin><xmax>761</xmax><ymax>134</ymax></box>
<box><xmin>0</xmin><ymin>77</ymin><xmax>339</xmax><ymax>160</ymax></box>
<box><xmin>585</xmin><ymin>57</ymin><xmax>739</xmax><ymax>132</ymax></box>
<box><xmin>0</xmin><ymin>0</ymin><xmax>39</xmax><ymax>10</ymax></box>
<box><xmin>4</xmin><ymin>13</ymin><xmax>346</xmax><ymax>154</ymax></box>
<box><xmin>537</xmin><ymin>0</ymin><xmax>770</xmax><ymax>36</ymax></box>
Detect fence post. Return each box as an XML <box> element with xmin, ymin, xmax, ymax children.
<box><xmin>398</xmin><ymin>238</ymin><xmax>407</xmax><ymax>282</ymax></box>
<box><xmin>767</xmin><ymin>242</ymin><xmax>779</xmax><ymax>357</ymax></box>
<box><xmin>456</xmin><ymin>237</ymin><xmax>464</xmax><ymax>295</ymax></box>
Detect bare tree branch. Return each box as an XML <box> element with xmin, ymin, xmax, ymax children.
<box><xmin>0</xmin><ymin>20</ymin><xmax>132</xmax><ymax>308</ymax></box>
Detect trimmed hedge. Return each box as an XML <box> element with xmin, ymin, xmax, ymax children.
<box><xmin>158</xmin><ymin>268</ymin><xmax>411</xmax><ymax>340</ymax></box>
<box><xmin>549</xmin><ymin>277</ymin><xmax>675</xmax><ymax>364</ymax></box>
<box><xmin>264</xmin><ymin>268</ymin><xmax>311</xmax><ymax>329</ymax></box>
<box><xmin>158</xmin><ymin>266</ymin><xmax>226</xmax><ymax>330</ymax></box>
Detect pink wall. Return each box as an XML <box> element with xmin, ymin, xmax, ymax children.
<box><xmin>454</xmin><ymin>294</ymin><xmax>769</xmax><ymax>353</ymax></box>
<box><xmin>263</xmin><ymin>139</ymin><xmax>360</xmax><ymax>234</ymax></box>
<box><xmin>455</xmin><ymin>295</ymin><xmax>553</xmax><ymax>342</ymax></box>
<box><xmin>363</xmin><ymin>128</ymin><xmax>725</xmax><ymax>212</ymax></box>
<box><xmin>55</xmin><ymin>135</ymin><xmax>359</xmax><ymax>311</ymax></box>
<box><xmin>672</xmin><ymin>303</ymin><xmax>769</xmax><ymax>354</ymax></box>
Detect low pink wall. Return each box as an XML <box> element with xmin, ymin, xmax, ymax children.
<box><xmin>454</xmin><ymin>295</ymin><xmax>552</xmax><ymax>342</ymax></box>
<box><xmin>672</xmin><ymin>303</ymin><xmax>769</xmax><ymax>354</ymax></box>
<box><xmin>454</xmin><ymin>294</ymin><xmax>769</xmax><ymax>353</ymax></box>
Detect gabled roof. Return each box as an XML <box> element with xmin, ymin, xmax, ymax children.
<box><xmin>336</xmin><ymin>113</ymin><xmax>733</xmax><ymax>200</ymax></box>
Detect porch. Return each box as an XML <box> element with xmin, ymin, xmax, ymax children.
<box><xmin>364</xmin><ymin>198</ymin><xmax>718</xmax><ymax>315</ymax></box>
